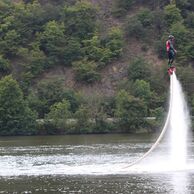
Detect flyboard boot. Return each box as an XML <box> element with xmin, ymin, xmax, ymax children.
<box><xmin>168</xmin><ymin>65</ymin><xmax>176</xmax><ymax>76</ymax></box>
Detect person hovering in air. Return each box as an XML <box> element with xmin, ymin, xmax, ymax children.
<box><xmin>166</xmin><ymin>35</ymin><xmax>177</xmax><ymax>75</ymax></box>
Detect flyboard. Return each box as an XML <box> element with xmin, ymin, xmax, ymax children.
<box><xmin>123</xmin><ymin>67</ymin><xmax>175</xmax><ymax>169</ymax></box>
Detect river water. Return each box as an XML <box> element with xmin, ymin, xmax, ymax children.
<box><xmin>0</xmin><ymin>134</ymin><xmax>194</xmax><ymax>194</ymax></box>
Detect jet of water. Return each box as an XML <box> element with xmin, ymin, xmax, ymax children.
<box><xmin>170</xmin><ymin>73</ymin><xmax>191</xmax><ymax>167</ymax></box>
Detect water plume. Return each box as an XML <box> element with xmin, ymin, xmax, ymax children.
<box><xmin>169</xmin><ymin>73</ymin><xmax>190</xmax><ymax>167</ymax></box>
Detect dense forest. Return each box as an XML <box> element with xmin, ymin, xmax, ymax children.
<box><xmin>0</xmin><ymin>0</ymin><xmax>194</xmax><ymax>135</ymax></box>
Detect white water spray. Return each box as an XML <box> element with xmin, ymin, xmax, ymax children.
<box><xmin>123</xmin><ymin>72</ymin><xmax>192</xmax><ymax>171</ymax></box>
<box><xmin>169</xmin><ymin>73</ymin><xmax>190</xmax><ymax>167</ymax></box>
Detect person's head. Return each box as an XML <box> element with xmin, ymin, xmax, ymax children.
<box><xmin>168</xmin><ymin>35</ymin><xmax>175</xmax><ymax>40</ymax></box>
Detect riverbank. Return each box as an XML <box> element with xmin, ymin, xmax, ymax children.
<box><xmin>35</xmin><ymin>117</ymin><xmax>158</xmax><ymax>136</ymax></box>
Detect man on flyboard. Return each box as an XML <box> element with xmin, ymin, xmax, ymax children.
<box><xmin>166</xmin><ymin>35</ymin><xmax>177</xmax><ymax>75</ymax></box>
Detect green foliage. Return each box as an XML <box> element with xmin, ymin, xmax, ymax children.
<box><xmin>46</xmin><ymin>99</ymin><xmax>71</xmax><ymax>130</ymax></box>
<box><xmin>152</xmin><ymin>10</ymin><xmax>167</xmax><ymax>34</ymax></box>
<box><xmin>164</xmin><ymin>4</ymin><xmax>183</xmax><ymax>25</ymax></box>
<box><xmin>185</xmin><ymin>12</ymin><xmax>194</xmax><ymax>28</ymax></box>
<box><xmin>27</xmin><ymin>79</ymin><xmax>80</xmax><ymax>118</ymax></box>
<box><xmin>1</xmin><ymin>0</ymin><xmax>194</xmax><ymax>135</ymax></box>
<box><xmin>62</xmin><ymin>1</ymin><xmax>96</xmax><ymax>38</ymax></box>
<box><xmin>126</xmin><ymin>16</ymin><xmax>144</xmax><ymax>39</ymax></box>
<box><xmin>132</xmin><ymin>80</ymin><xmax>152</xmax><ymax>103</ymax></box>
<box><xmin>17</xmin><ymin>45</ymin><xmax>46</xmax><ymax>76</ymax></box>
<box><xmin>186</xmin><ymin>42</ymin><xmax>194</xmax><ymax>60</ymax></box>
<box><xmin>73</xmin><ymin>58</ymin><xmax>100</xmax><ymax>83</ymax></box>
<box><xmin>0</xmin><ymin>30</ymin><xmax>21</xmax><ymax>57</ymax></box>
<box><xmin>176</xmin><ymin>0</ymin><xmax>190</xmax><ymax>16</ymax></box>
<box><xmin>137</xmin><ymin>8</ymin><xmax>154</xmax><ymax>27</ymax></box>
<box><xmin>191</xmin><ymin>94</ymin><xmax>194</xmax><ymax>115</ymax></box>
<box><xmin>40</xmin><ymin>21</ymin><xmax>81</xmax><ymax>66</ymax></box>
<box><xmin>74</xmin><ymin>105</ymin><xmax>90</xmax><ymax>133</ymax></box>
<box><xmin>112</xmin><ymin>0</ymin><xmax>135</xmax><ymax>17</ymax></box>
<box><xmin>0</xmin><ymin>76</ymin><xmax>37</xmax><ymax>135</ymax></box>
<box><xmin>105</xmin><ymin>27</ymin><xmax>124</xmax><ymax>58</ymax></box>
<box><xmin>82</xmin><ymin>28</ymin><xmax>123</xmax><ymax>68</ymax></box>
<box><xmin>128</xmin><ymin>58</ymin><xmax>151</xmax><ymax>81</ymax></box>
<box><xmin>82</xmin><ymin>35</ymin><xmax>112</xmax><ymax>67</ymax></box>
<box><xmin>170</xmin><ymin>22</ymin><xmax>188</xmax><ymax>46</ymax></box>
<box><xmin>150</xmin><ymin>107</ymin><xmax>165</xmax><ymax>122</ymax></box>
<box><xmin>34</xmin><ymin>79</ymin><xmax>67</xmax><ymax>117</ymax></box>
<box><xmin>170</xmin><ymin>22</ymin><xmax>189</xmax><ymax>63</ymax></box>
<box><xmin>0</xmin><ymin>55</ymin><xmax>10</xmax><ymax>74</ymax></box>
<box><xmin>177</xmin><ymin>66</ymin><xmax>194</xmax><ymax>94</ymax></box>
<box><xmin>115</xmin><ymin>90</ymin><xmax>147</xmax><ymax>132</ymax></box>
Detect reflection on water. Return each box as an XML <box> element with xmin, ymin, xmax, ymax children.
<box><xmin>0</xmin><ymin>134</ymin><xmax>194</xmax><ymax>193</ymax></box>
<box><xmin>172</xmin><ymin>172</ymin><xmax>188</xmax><ymax>194</ymax></box>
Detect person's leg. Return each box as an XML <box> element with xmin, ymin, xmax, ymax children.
<box><xmin>168</xmin><ymin>57</ymin><xmax>172</xmax><ymax>67</ymax></box>
<box><xmin>168</xmin><ymin>51</ymin><xmax>174</xmax><ymax>68</ymax></box>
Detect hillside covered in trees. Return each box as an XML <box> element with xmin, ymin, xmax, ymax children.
<box><xmin>0</xmin><ymin>0</ymin><xmax>194</xmax><ymax>135</ymax></box>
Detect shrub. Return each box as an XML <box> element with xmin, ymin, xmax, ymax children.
<box><xmin>0</xmin><ymin>76</ymin><xmax>37</xmax><ymax>135</ymax></box>
<box><xmin>170</xmin><ymin>22</ymin><xmax>188</xmax><ymax>46</ymax></box>
<box><xmin>185</xmin><ymin>41</ymin><xmax>194</xmax><ymax>60</ymax></box>
<box><xmin>46</xmin><ymin>99</ymin><xmax>71</xmax><ymax>130</ymax></box>
<box><xmin>40</xmin><ymin>21</ymin><xmax>81</xmax><ymax>66</ymax></box>
<box><xmin>152</xmin><ymin>10</ymin><xmax>167</xmax><ymax>34</ymax></box>
<box><xmin>132</xmin><ymin>80</ymin><xmax>152</xmax><ymax>103</ymax></box>
<box><xmin>112</xmin><ymin>0</ymin><xmax>135</xmax><ymax>17</ymax></box>
<box><xmin>115</xmin><ymin>90</ymin><xmax>148</xmax><ymax>132</ymax></box>
<box><xmin>74</xmin><ymin>105</ymin><xmax>90</xmax><ymax>133</ymax></box>
<box><xmin>128</xmin><ymin>58</ymin><xmax>151</xmax><ymax>81</ymax></box>
<box><xmin>17</xmin><ymin>46</ymin><xmax>46</xmax><ymax>76</ymax></box>
<box><xmin>137</xmin><ymin>8</ymin><xmax>154</xmax><ymax>27</ymax></box>
<box><xmin>126</xmin><ymin>16</ymin><xmax>144</xmax><ymax>39</ymax></box>
<box><xmin>164</xmin><ymin>4</ymin><xmax>183</xmax><ymax>25</ymax></box>
<box><xmin>185</xmin><ymin>12</ymin><xmax>194</xmax><ymax>28</ymax></box>
<box><xmin>0</xmin><ymin>55</ymin><xmax>10</xmax><ymax>74</ymax></box>
<box><xmin>62</xmin><ymin>1</ymin><xmax>97</xmax><ymax>38</ymax></box>
<box><xmin>82</xmin><ymin>35</ymin><xmax>112</xmax><ymax>67</ymax></box>
<box><xmin>35</xmin><ymin>79</ymin><xmax>66</xmax><ymax>117</ymax></box>
<box><xmin>105</xmin><ymin>27</ymin><xmax>124</xmax><ymax>58</ymax></box>
<box><xmin>73</xmin><ymin>58</ymin><xmax>100</xmax><ymax>83</ymax></box>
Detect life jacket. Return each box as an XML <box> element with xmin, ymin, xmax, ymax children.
<box><xmin>166</xmin><ymin>40</ymin><xmax>174</xmax><ymax>52</ymax></box>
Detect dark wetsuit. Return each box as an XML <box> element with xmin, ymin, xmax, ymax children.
<box><xmin>166</xmin><ymin>39</ymin><xmax>175</xmax><ymax>67</ymax></box>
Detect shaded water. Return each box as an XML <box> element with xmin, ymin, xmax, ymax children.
<box><xmin>0</xmin><ymin>134</ymin><xmax>194</xmax><ymax>193</ymax></box>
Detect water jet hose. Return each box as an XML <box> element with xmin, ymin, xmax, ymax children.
<box><xmin>123</xmin><ymin>74</ymin><xmax>174</xmax><ymax>169</ymax></box>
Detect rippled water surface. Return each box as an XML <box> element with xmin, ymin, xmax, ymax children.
<box><xmin>0</xmin><ymin>134</ymin><xmax>194</xmax><ymax>193</ymax></box>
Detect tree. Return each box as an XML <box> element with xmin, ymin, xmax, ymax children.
<box><xmin>112</xmin><ymin>0</ymin><xmax>135</xmax><ymax>17</ymax></box>
<box><xmin>0</xmin><ymin>76</ymin><xmax>37</xmax><ymax>135</ymax></box>
<box><xmin>185</xmin><ymin>12</ymin><xmax>194</xmax><ymax>28</ymax></box>
<box><xmin>17</xmin><ymin>45</ymin><xmax>46</xmax><ymax>76</ymax></box>
<box><xmin>137</xmin><ymin>8</ymin><xmax>154</xmax><ymax>27</ymax></box>
<box><xmin>74</xmin><ymin>105</ymin><xmax>90</xmax><ymax>133</ymax></box>
<box><xmin>0</xmin><ymin>30</ymin><xmax>21</xmax><ymax>57</ymax></box>
<box><xmin>105</xmin><ymin>27</ymin><xmax>124</xmax><ymax>58</ymax></box>
<box><xmin>73</xmin><ymin>58</ymin><xmax>100</xmax><ymax>83</ymax></box>
<box><xmin>0</xmin><ymin>55</ymin><xmax>10</xmax><ymax>74</ymax></box>
<box><xmin>132</xmin><ymin>80</ymin><xmax>152</xmax><ymax>103</ymax></box>
<box><xmin>115</xmin><ymin>90</ymin><xmax>147</xmax><ymax>132</ymax></box>
<box><xmin>46</xmin><ymin>99</ymin><xmax>71</xmax><ymax>130</ymax></box>
<box><xmin>126</xmin><ymin>16</ymin><xmax>144</xmax><ymax>39</ymax></box>
<box><xmin>128</xmin><ymin>58</ymin><xmax>151</xmax><ymax>81</ymax></box>
<box><xmin>40</xmin><ymin>20</ymin><xmax>81</xmax><ymax>66</ymax></box>
<box><xmin>35</xmin><ymin>79</ymin><xmax>66</xmax><ymax>117</ymax></box>
<box><xmin>62</xmin><ymin>1</ymin><xmax>97</xmax><ymax>38</ymax></box>
<box><xmin>164</xmin><ymin>4</ymin><xmax>183</xmax><ymax>25</ymax></box>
